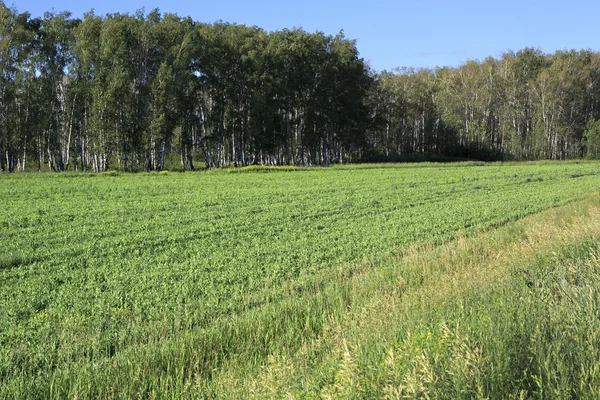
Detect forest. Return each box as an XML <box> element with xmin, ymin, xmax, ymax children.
<box><xmin>1</xmin><ymin>3</ymin><xmax>600</xmax><ymax>172</ymax></box>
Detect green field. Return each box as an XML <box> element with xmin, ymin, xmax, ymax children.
<box><xmin>2</xmin><ymin>161</ymin><xmax>600</xmax><ymax>398</ymax></box>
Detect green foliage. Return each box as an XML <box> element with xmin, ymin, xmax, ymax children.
<box><xmin>98</xmin><ymin>170</ymin><xmax>120</xmax><ymax>176</ymax></box>
<box><xmin>225</xmin><ymin>165</ymin><xmax>304</xmax><ymax>173</ymax></box>
<box><xmin>3</xmin><ymin>4</ymin><xmax>600</xmax><ymax>173</ymax></box>
<box><xmin>585</xmin><ymin>118</ymin><xmax>600</xmax><ymax>159</ymax></box>
<box><xmin>1</xmin><ymin>162</ymin><xmax>600</xmax><ymax>397</ymax></box>
<box><xmin>0</xmin><ymin>253</ymin><xmax>23</xmax><ymax>270</ymax></box>
<box><xmin>361</xmin><ymin>240</ymin><xmax>600</xmax><ymax>399</ymax></box>
<box><xmin>371</xmin><ymin>48</ymin><xmax>600</xmax><ymax>162</ymax></box>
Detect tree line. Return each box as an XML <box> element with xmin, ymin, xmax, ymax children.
<box><xmin>369</xmin><ymin>50</ymin><xmax>600</xmax><ymax>162</ymax></box>
<box><xmin>1</xmin><ymin>4</ymin><xmax>600</xmax><ymax>172</ymax></box>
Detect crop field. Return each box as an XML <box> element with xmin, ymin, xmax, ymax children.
<box><xmin>2</xmin><ymin>161</ymin><xmax>600</xmax><ymax>398</ymax></box>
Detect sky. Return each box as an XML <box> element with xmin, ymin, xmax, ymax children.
<box><xmin>8</xmin><ymin>0</ymin><xmax>600</xmax><ymax>72</ymax></box>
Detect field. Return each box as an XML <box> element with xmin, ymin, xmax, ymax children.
<box><xmin>2</xmin><ymin>161</ymin><xmax>600</xmax><ymax>398</ymax></box>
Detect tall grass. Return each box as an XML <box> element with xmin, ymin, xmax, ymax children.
<box><xmin>213</xmin><ymin>195</ymin><xmax>600</xmax><ymax>399</ymax></box>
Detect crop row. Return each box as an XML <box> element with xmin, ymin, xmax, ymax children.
<box><xmin>1</xmin><ymin>161</ymin><xmax>600</xmax><ymax>392</ymax></box>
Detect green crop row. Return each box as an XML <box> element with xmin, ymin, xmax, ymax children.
<box><xmin>1</xmin><ymin>161</ymin><xmax>600</xmax><ymax>397</ymax></box>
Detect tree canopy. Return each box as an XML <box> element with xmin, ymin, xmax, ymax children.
<box><xmin>1</xmin><ymin>3</ymin><xmax>599</xmax><ymax>172</ymax></box>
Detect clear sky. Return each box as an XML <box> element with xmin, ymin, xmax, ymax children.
<box><xmin>8</xmin><ymin>0</ymin><xmax>600</xmax><ymax>72</ymax></box>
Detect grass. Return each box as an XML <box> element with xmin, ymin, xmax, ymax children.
<box><xmin>215</xmin><ymin>195</ymin><xmax>600</xmax><ymax>399</ymax></box>
<box><xmin>1</xmin><ymin>161</ymin><xmax>600</xmax><ymax>398</ymax></box>
<box><xmin>224</xmin><ymin>165</ymin><xmax>306</xmax><ymax>173</ymax></box>
<box><xmin>0</xmin><ymin>253</ymin><xmax>23</xmax><ymax>270</ymax></box>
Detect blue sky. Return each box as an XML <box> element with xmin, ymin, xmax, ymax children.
<box><xmin>9</xmin><ymin>0</ymin><xmax>600</xmax><ymax>72</ymax></box>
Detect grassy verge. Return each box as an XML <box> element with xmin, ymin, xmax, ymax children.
<box><xmin>213</xmin><ymin>194</ymin><xmax>600</xmax><ymax>399</ymax></box>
